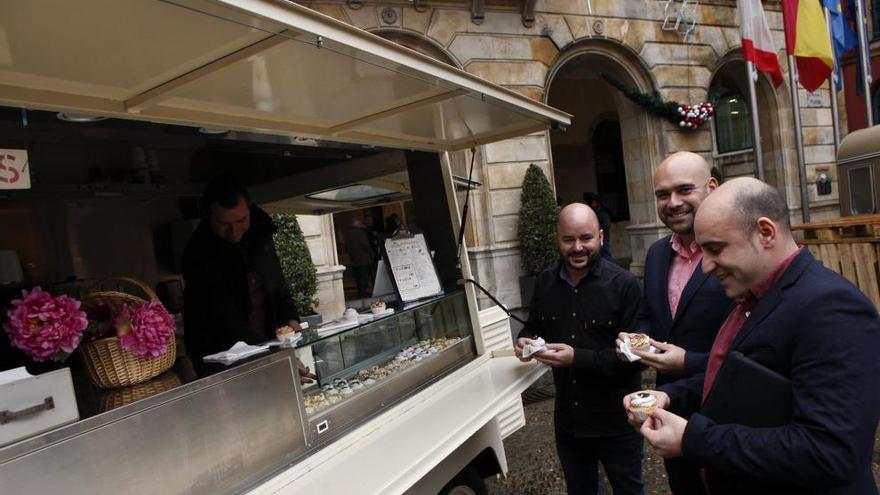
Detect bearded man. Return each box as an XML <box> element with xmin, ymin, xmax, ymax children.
<box><xmin>516</xmin><ymin>203</ymin><xmax>644</xmax><ymax>495</ymax></box>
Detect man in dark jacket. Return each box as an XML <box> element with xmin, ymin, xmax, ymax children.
<box><xmin>626</xmin><ymin>178</ymin><xmax>880</xmax><ymax>495</ymax></box>
<box><xmin>183</xmin><ymin>177</ymin><xmax>300</xmax><ymax>361</ymax></box>
<box><xmin>515</xmin><ymin>203</ymin><xmax>643</xmax><ymax>495</ymax></box>
<box><xmin>346</xmin><ymin>217</ymin><xmax>375</xmax><ymax>298</ymax></box>
<box><xmin>618</xmin><ymin>151</ymin><xmax>732</xmax><ymax>494</ymax></box>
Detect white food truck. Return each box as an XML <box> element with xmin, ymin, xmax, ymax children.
<box><xmin>0</xmin><ymin>0</ymin><xmax>570</xmax><ymax>493</ymax></box>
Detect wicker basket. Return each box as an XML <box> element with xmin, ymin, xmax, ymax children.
<box><xmin>98</xmin><ymin>371</ymin><xmax>181</xmax><ymax>412</ymax></box>
<box><xmin>79</xmin><ymin>277</ymin><xmax>176</xmax><ymax>389</ymax></box>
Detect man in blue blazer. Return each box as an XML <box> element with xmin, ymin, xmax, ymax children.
<box><xmin>624</xmin><ymin>152</ymin><xmax>732</xmax><ymax>385</ymax></box>
<box><xmin>618</xmin><ymin>152</ymin><xmax>733</xmax><ymax>494</ymax></box>
<box><xmin>628</xmin><ymin>178</ymin><xmax>880</xmax><ymax>495</ymax></box>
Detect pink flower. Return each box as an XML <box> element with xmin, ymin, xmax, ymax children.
<box><xmin>115</xmin><ymin>300</ymin><xmax>175</xmax><ymax>358</ymax></box>
<box><xmin>4</xmin><ymin>287</ymin><xmax>89</xmax><ymax>362</ymax></box>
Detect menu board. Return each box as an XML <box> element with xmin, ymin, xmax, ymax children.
<box><xmin>382</xmin><ymin>233</ymin><xmax>443</xmax><ymax>303</ymax></box>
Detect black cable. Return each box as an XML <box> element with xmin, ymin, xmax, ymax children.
<box><xmin>455</xmin><ymin>147</ymin><xmax>477</xmax><ymax>265</ymax></box>
<box><xmin>452</xmin><ymin>149</ymin><xmax>527</xmax><ymax>326</ymax></box>
<box><xmin>457</xmin><ymin>278</ymin><xmax>527</xmax><ymax>326</ymax></box>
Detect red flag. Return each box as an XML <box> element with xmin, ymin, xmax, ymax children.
<box><xmin>739</xmin><ymin>0</ymin><xmax>784</xmax><ymax>87</ymax></box>
<box><xmin>782</xmin><ymin>0</ymin><xmax>835</xmax><ymax>92</ymax></box>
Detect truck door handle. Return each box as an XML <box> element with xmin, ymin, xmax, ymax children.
<box><xmin>1</xmin><ymin>397</ymin><xmax>55</xmax><ymax>424</ymax></box>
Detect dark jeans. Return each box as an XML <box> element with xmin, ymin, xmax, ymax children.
<box><xmin>555</xmin><ymin>429</ymin><xmax>644</xmax><ymax>495</ymax></box>
<box><xmin>351</xmin><ymin>264</ymin><xmax>372</xmax><ymax>298</ymax></box>
<box><xmin>664</xmin><ymin>457</ymin><xmax>708</xmax><ymax>495</ymax></box>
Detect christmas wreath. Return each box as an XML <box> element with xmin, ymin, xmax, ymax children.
<box><xmin>600</xmin><ymin>73</ymin><xmax>715</xmax><ymax>129</ymax></box>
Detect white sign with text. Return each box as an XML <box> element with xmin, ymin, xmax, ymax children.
<box><xmin>0</xmin><ymin>149</ymin><xmax>30</xmax><ymax>190</ymax></box>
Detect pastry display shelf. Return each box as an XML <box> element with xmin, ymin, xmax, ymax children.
<box><xmin>294</xmin><ymin>290</ymin><xmax>476</xmax><ymax>443</ymax></box>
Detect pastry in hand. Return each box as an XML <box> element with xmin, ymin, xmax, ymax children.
<box><xmin>628</xmin><ymin>333</ymin><xmax>651</xmax><ymax>351</ymax></box>
<box><xmin>628</xmin><ymin>392</ymin><xmax>658</xmax><ymax>422</ymax></box>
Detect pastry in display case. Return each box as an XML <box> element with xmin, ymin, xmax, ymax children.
<box><xmin>295</xmin><ymin>290</ymin><xmax>475</xmax><ymax>434</ymax></box>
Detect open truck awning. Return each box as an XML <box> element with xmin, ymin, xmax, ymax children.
<box><xmin>0</xmin><ymin>0</ymin><xmax>570</xmax><ymax>152</ymax></box>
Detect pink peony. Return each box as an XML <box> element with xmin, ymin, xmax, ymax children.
<box><xmin>115</xmin><ymin>300</ymin><xmax>175</xmax><ymax>358</ymax></box>
<box><xmin>4</xmin><ymin>287</ymin><xmax>89</xmax><ymax>362</ymax></box>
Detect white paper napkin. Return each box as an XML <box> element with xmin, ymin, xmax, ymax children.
<box><xmin>522</xmin><ymin>337</ymin><xmax>547</xmax><ymax>358</ymax></box>
<box><xmin>618</xmin><ymin>339</ymin><xmax>659</xmax><ymax>362</ymax></box>
<box><xmin>203</xmin><ymin>341</ymin><xmax>271</xmax><ymax>365</ymax></box>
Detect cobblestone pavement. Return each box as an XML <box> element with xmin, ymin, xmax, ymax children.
<box><xmin>486</xmin><ymin>371</ymin><xmax>880</xmax><ymax>494</ymax></box>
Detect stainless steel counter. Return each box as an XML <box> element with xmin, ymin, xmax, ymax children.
<box><xmin>0</xmin><ymin>350</ymin><xmax>309</xmax><ymax>494</ymax></box>
<box><xmin>0</xmin><ymin>292</ymin><xmax>478</xmax><ymax>494</ymax></box>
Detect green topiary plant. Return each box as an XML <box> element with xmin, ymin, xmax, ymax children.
<box><xmin>272</xmin><ymin>213</ymin><xmax>318</xmax><ymax>315</ymax></box>
<box><xmin>518</xmin><ymin>164</ymin><xmax>559</xmax><ymax>276</ymax></box>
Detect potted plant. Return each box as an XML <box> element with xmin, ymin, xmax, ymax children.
<box><xmin>272</xmin><ymin>213</ymin><xmax>321</xmax><ymax>328</ymax></box>
<box><xmin>517</xmin><ymin>164</ymin><xmax>559</xmax><ymax>307</ymax></box>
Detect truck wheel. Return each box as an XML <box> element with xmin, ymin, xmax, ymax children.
<box><xmin>438</xmin><ymin>465</ymin><xmax>487</xmax><ymax>495</ymax></box>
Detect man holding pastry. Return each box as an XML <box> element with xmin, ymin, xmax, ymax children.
<box><xmin>617</xmin><ymin>152</ymin><xmax>733</xmax><ymax>494</ymax></box>
<box><xmin>625</xmin><ymin>179</ymin><xmax>880</xmax><ymax>494</ymax></box>
<box><xmin>515</xmin><ymin>203</ymin><xmax>643</xmax><ymax>495</ymax></box>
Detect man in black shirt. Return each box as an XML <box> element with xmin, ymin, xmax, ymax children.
<box><xmin>516</xmin><ymin>203</ymin><xmax>643</xmax><ymax>495</ymax></box>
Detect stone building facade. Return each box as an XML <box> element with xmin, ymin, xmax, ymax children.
<box><xmin>296</xmin><ymin>0</ymin><xmax>842</xmax><ymax>311</ymax></box>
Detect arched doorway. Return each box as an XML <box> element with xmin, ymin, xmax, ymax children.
<box><xmin>546</xmin><ymin>41</ymin><xmax>664</xmax><ymax>273</ymax></box>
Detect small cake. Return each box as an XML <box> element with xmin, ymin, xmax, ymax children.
<box><xmin>275</xmin><ymin>325</ymin><xmax>297</xmax><ymax>345</ymax></box>
<box><xmin>628</xmin><ymin>392</ymin><xmax>658</xmax><ymax>422</ymax></box>
<box><xmin>342</xmin><ymin>308</ymin><xmax>359</xmax><ymax>321</ymax></box>
<box><xmin>363</xmin><ymin>377</ymin><xmax>376</xmax><ymax>386</ymax></box>
<box><xmin>349</xmin><ymin>379</ymin><xmax>363</xmax><ymax>391</ymax></box>
<box><xmin>370</xmin><ymin>300</ymin><xmax>386</xmax><ymax>314</ymax></box>
<box><xmin>628</xmin><ymin>333</ymin><xmax>651</xmax><ymax>351</ymax></box>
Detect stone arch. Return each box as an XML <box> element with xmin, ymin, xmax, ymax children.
<box><xmin>544</xmin><ymin>38</ymin><xmax>665</xmax><ymax>274</ymax></box>
<box><xmin>708</xmin><ymin>50</ymin><xmax>789</xmax><ymax>198</ymax></box>
<box><xmin>371</xmin><ymin>28</ymin><xmax>463</xmax><ymax>69</ymax></box>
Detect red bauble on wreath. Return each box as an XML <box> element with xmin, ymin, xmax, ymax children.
<box><xmin>676</xmin><ymin>102</ymin><xmax>715</xmax><ymax>128</ymax></box>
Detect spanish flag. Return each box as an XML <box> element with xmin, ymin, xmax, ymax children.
<box><xmin>782</xmin><ymin>0</ymin><xmax>834</xmax><ymax>92</ymax></box>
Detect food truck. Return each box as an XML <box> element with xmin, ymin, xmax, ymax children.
<box><xmin>788</xmin><ymin>125</ymin><xmax>880</xmax><ymax>311</ymax></box>
<box><xmin>0</xmin><ymin>0</ymin><xmax>571</xmax><ymax>493</ymax></box>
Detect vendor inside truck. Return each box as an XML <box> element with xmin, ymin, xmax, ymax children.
<box><xmin>182</xmin><ymin>176</ymin><xmax>316</xmax><ymax>381</ymax></box>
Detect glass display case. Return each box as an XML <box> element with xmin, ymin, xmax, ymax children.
<box><xmin>294</xmin><ymin>290</ymin><xmax>475</xmax><ymax>440</ymax></box>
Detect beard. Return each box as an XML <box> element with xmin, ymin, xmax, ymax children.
<box><xmin>564</xmin><ymin>248</ymin><xmax>601</xmax><ymax>270</ymax></box>
<box><xmin>661</xmin><ymin>207</ymin><xmax>695</xmax><ymax>234</ymax></box>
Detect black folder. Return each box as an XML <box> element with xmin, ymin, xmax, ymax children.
<box><xmin>702</xmin><ymin>351</ymin><xmax>792</xmax><ymax>427</ymax></box>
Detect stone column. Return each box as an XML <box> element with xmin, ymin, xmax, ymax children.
<box><xmin>298</xmin><ymin>214</ymin><xmax>346</xmax><ymax>322</ymax></box>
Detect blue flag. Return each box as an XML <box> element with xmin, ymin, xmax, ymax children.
<box><xmin>844</xmin><ymin>0</ymin><xmax>870</xmax><ymax>95</ymax></box>
<box><xmin>824</xmin><ymin>0</ymin><xmax>858</xmax><ymax>91</ymax></box>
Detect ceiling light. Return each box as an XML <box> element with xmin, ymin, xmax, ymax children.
<box><xmin>307</xmin><ymin>184</ymin><xmax>398</xmax><ymax>202</ymax></box>
<box><xmin>56</xmin><ymin>112</ymin><xmax>108</xmax><ymax>123</ymax></box>
<box><xmin>198</xmin><ymin>127</ymin><xmax>229</xmax><ymax>135</ymax></box>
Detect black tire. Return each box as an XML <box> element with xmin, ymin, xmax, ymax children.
<box><xmin>438</xmin><ymin>465</ymin><xmax>487</xmax><ymax>495</ymax></box>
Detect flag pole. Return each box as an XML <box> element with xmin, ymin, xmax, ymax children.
<box><xmin>746</xmin><ymin>61</ymin><xmax>765</xmax><ymax>180</ymax></box>
<box><xmin>856</xmin><ymin>0</ymin><xmax>873</xmax><ymax>124</ymax></box>
<box><xmin>825</xmin><ymin>6</ymin><xmax>841</xmax><ymax>152</ymax></box>
<box><xmin>788</xmin><ymin>55</ymin><xmax>811</xmax><ymax>223</ymax></box>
